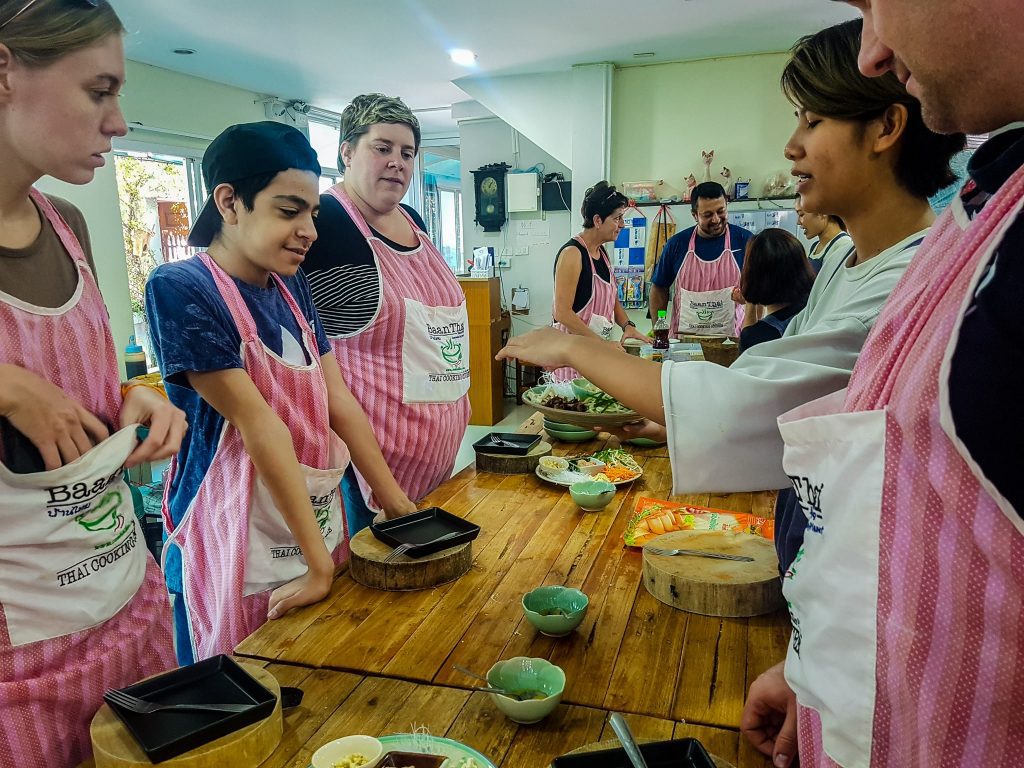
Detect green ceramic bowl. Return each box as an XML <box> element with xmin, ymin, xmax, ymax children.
<box><xmin>522</xmin><ymin>586</ymin><xmax>589</xmax><ymax>637</ymax></box>
<box><xmin>569</xmin><ymin>480</ymin><xmax>616</xmax><ymax>511</ymax></box>
<box><xmin>624</xmin><ymin>437</ymin><xmax>668</xmax><ymax>447</ymax></box>
<box><xmin>545</xmin><ymin>428</ymin><xmax>595</xmax><ymax>443</ymax></box>
<box><xmin>486</xmin><ymin>657</ymin><xmax>565</xmax><ymax>724</ymax></box>
<box><xmin>542</xmin><ymin>418</ymin><xmax>593</xmax><ymax>434</ymax></box>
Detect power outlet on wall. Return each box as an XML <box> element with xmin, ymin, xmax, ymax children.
<box><xmin>500</xmin><ymin>248</ymin><xmax>513</xmax><ymax>256</ymax></box>
<box><xmin>498</xmin><ymin>256</ymin><xmax>512</xmax><ymax>268</ymax></box>
<box><xmin>514</xmin><ymin>247</ymin><xmax>529</xmax><ymax>256</ymax></box>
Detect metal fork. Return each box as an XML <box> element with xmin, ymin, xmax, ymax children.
<box><xmin>489</xmin><ymin>435</ymin><xmax>519</xmax><ymax>448</ymax></box>
<box><xmin>383</xmin><ymin>531</ymin><xmax>463</xmax><ymax>563</ymax></box>
<box><xmin>643</xmin><ymin>546</ymin><xmax>754</xmax><ymax>562</ymax></box>
<box><xmin>104</xmin><ymin>689</ymin><xmax>252</xmax><ymax>715</ymax></box>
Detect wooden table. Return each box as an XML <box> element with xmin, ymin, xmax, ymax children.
<box><xmin>246</xmin><ymin>661</ymin><xmax>774</xmax><ymax>768</ymax></box>
<box><xmin>236</xmin><ymin>415</ymin><xmax>786</xmax><ymax>767</ymax></box>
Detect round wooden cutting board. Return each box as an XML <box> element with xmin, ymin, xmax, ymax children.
<box><xmin>642</xmin><ymin>530</ymin><xmax>783</xmax><ymax>617</ymax></box>
<box><xmin>349</xmin><ymin>527</ymin><xmax>473</xmax><ymax>591</ymax></box>
<box><xmin>90</xmin><ymin>665</ymin><xmax>281</xmax><ymax>768</ymax></box>
<box><xmin>475</xmin><ymin>439</ymin><xmax>552</xmax><ymax>474</ymax></box>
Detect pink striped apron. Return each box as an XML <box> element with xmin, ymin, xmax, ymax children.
<box><xmin>670</xmin><ymin>226</ymin><xmax>743</xmax><ymax>337</ymax></box>
<box><xmin>326</xmin><ymin>187</ymin><xmax>470</xmax><ymax>508</ymax></box>
<box><xmin>0</xmin><ymin>189</ymin><xmax>174</xmax><ymax>768</ymax></box>
<box><xmin>163</xmin><ymin>254</ymin><xmax>350</xmax><ymax>661</ymax></box>
<box><xmin>778</xmin><ymin>163</ymin><xmax>1024</xmax><ymax>767</ymax></box>
<box><xmin>551</xmin><ymin>236</ymin><xmax>617</xmax><ymax>380</ymax></box>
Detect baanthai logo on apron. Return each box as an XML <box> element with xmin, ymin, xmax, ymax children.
<box><xmin>402</xmin><ymin>298</ymin><xmax>471</xmax><ymax>403</ymax></box>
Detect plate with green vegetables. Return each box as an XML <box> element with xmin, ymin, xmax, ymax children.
<box><xmin>523</xmin><ymin>381</ymin><xmax>643</xmax><ymax>428</ymax></box>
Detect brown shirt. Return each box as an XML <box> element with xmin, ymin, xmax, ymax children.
<box><xmin>0</xmin><ymin>194</ymin><xmax>98</xmax><ymax>307</ymax></box>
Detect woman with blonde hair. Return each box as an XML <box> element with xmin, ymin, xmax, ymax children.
<box><xmin>0</xmin><ymin>1</ymin><xmax>182</xmax><ymax>764</ymax></box>
<box><xmin>302</xmin><ymin>94</ymin><xmax>467</xmax><ymax>535</ymax></box>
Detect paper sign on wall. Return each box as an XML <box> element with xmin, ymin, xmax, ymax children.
<box><xmin>515</xmin><ymin>219</ymin><xmax>550</xmax><ymax>247</ymax></box>
<box><xmin>613</xmin><ymin>213</ymin><xmax>647</xmax><ymax>267</ymax></box>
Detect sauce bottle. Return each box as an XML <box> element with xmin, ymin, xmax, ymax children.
<box><xmin>124</xmin><ymin>335</ymin><xmax>148</xmax><ymax>379</ymax></box>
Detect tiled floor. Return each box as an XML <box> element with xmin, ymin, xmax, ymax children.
<box><xmin>452</xmin><ymin>400</ymin><xmax>537</xmax><ymax>475</ymax></box>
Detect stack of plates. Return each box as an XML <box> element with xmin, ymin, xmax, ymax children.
<box><xmin>542</xmin><ymin>418</ymin><xmax>596</xmax><ymax>443</ymax></box>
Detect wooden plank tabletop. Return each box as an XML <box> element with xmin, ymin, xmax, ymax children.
<box><xmin>245</xmin><ymin>662</ymin><xmax>772</xmax><ymax>768</ymax></box>
<box><xmin>236</xmin><ymin>414</ymin><xmax>786</xmax><ymax>746</ymax></box>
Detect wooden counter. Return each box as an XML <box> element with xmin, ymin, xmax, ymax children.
<box><xmin>236</xmin><ymin>421</ymin><xmax>784</xmax><ymax>767</ymax></box>
<box><xmin>237</xmin><ymin>662</ymin><xmax>772</xmax><ymax>768</ymax></box>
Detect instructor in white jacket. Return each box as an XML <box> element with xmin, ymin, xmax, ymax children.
<box><xmin>497</xmin><ymin>19</ymin><xmax>964</xmax><ymax>505</ymax></box>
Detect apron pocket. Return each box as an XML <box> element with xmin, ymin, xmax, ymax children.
<box><xmin>0</xmin><ymin>426</ymin><xmax>148</xmax><ymax>646</ymax></box>
<box><xmin>401</xmin><ymin>298</ymin><xmax>471</xmax><ymax>403</ymax></box>
<box><xmin>779</xmin><ymin>394</ymin><xmax>886</xmax><ymax>768</ymax></box>
<box><xmin>244</xmin><ymin>464</ymin><xmax>347</xmax><ymax>595</ymax></box>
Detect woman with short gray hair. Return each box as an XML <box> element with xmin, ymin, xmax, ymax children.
<box><xmin>302</xmin><ymin>94</ymin><xmax>471</xmax><ymax>536</ymax></box>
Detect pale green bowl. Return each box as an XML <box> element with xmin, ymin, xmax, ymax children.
<box><xmin>569</xmin><ymin>480</ymin><xmax>616</xmax><ymax>511</ymax></box>
<box><xmin>545</xmin><ymin>428</ymin><xmax>595</xmax><ymax>443</ymax></box>
<box><xmin>522</xmin><ymin>586</ymin><xmax>589</xmax><ymax>637</ymax></box>
<box><xmin>543</xmin><ymin>418</ymin><xmax>593</xmax><ymax>434</ymax></box>
<box><xmin>625</xmin><ymin>437</ymin><xmax>668</xmax><ymax>447</ymax></box>
<box><xmin>486</xmin><ymin>657</ymin><xmax>565</xmax><ymax>724</ymax></box>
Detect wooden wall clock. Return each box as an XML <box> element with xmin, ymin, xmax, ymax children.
<box><xmin>472</xmin><ymin>162</ymin><xmax>510</xmax><ymax>232</ymax></box>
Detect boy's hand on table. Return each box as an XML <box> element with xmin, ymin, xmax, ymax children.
<box><xmin>267</xmin><ymin>551</ymin><xmax>334</xmax><ymax>620</ymax></box>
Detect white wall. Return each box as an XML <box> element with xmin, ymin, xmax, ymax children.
<box><xmin>612</xmin><ymin>53</ymin><xmax>796</xmax><ymax>197</ymax></box>
<box><xmin>34</xmin><ymin>60</ymin><xmax>268</xmax><ymax>366</ymax></box>
<box><xmin>455</xmin><ymin>72</ymin><xmax>573</xmax><ymax>167</ymax></box>
<box><xmin>459</xmin><ymin>116</ymin><xmax>573</xmax><ymax>335</ymax></box>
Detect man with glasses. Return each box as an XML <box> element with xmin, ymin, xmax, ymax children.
<box><xmin>649</xmin><ymin>181</ymin><xmax>753</xmax><ymax>338</ymax></box>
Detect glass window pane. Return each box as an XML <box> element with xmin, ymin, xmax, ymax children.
<box><xmin>309</xmin><ymin>122</ymin><xmax>341</xmax><ymax>173</ymax></box>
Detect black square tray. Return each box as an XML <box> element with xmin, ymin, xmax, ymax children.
<box><xmin>551</xmin><ymin>738</ymin><xmax>716</xmax><ymax>768</ymax></box>
<box><xmin>370</xmin><ymin>507</ymin><xmax>480</xmax><ymax>559</ymax></box>
<box><xmin>103</xmin><ymin>654</ymin><xmax>276</xmax><ymax>763</ymax></box>
<box><xmin>471</xmin><ymin>432</ymin><xmax>542</xmax><ymax>456</ymax></box>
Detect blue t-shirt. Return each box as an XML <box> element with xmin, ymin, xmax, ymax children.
<box><xmin>144</xmin><ymin>257</ymin><xmax>331</xmax><ymax>592</ymax></box>
<box><xmin>650</xmin><ymin>224</ymin><xmax>752</xmax><ymax>288</ymax></box>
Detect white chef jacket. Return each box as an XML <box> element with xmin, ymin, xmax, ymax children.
<box><xmin>662</xmin><ymin>229</ymin><xmax>929</xmax><ymax>493</ymax></box>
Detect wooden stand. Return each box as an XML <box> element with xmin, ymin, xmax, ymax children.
<box><xmin>677</xmin><ymin>334</ymin><xmax>741</xmax><ymax>367</ymax></box>
<box><xmin>474</xmin><ymin>440</ymin><xmax>552</xmax><ymax>475</ymax></box>
<box><xmin>90</xmin><ymin>665</ymin><xmax>282</xmax><ymax>768</ymax></box>
<box><xmin>642</xmin><ymin>530</ymin><xmax>782</xmax><ymax>617</ymax></box>
<box><xmin>350</xmin><ymin>527</ymin><xmax>473</xmax><ymax>591</ymax></box>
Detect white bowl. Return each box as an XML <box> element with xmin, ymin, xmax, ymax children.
<box><xmin>311</xmin><ymin>735</ymin><xmax>384</xmax><ymax>768</ymax></box>
<box><xmin>574</xmin><ymin>457</ymin><xmax>606</xmax><ymax>476</ymax></box>
<box><xmin>539</xmin><ymin>456</ymin><xmax>570</xmax><ymax>475</ymax></box>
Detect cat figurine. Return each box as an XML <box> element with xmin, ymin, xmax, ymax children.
<box><xmin>701</xmin><ymin>150</ymin><xmax>715</xmax><ymax>182</ymax></box>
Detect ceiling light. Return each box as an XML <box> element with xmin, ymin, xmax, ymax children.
<box><xmin>449</xmin><ymin>48</ymin><xmax>477</xmax><ymax>67</ymax></box>
<box><xmin>173</xmin><ymin>48</ymin><xmax>196</xmax><ymax>55</ymax></box>
<box><xmin>632</xmin><ymin>52</ymin><xmax>656</xmax><ymax>59</ymax></box>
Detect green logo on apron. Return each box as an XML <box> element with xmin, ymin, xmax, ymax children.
<box><xmin>315</xmin><ymin>504</ymin><xmax>331</xmax><ymax>533</ymax></box>
<box><xmin>441</xmin><ymin>338</ymin><xmax>463</xmax><ymax>365</ymax></box>
<box><xmin>696</xmin><ymin>308</ymin><xmax>714</xmax><ymax>323</ymax></box>
<box><xmin>76</xmin><ymin>490</ymin><xmax>124</xmax><ymax>533</ymax></box>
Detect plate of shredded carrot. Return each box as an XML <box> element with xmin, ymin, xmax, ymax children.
<box><xmin>536</xmin><ymin>450</ymin><xmax>643</xmax><ymax>487</ymax></box>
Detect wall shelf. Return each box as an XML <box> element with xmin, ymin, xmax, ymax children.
<box><xmin>632</xmin><ymin>196</ymin><xmax>797</xmax><ymax>207</ymax></box>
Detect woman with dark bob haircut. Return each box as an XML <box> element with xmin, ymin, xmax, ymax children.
<box><xmin>738</xmin><ymin>228</ymin><xmax>816</xmax><ymax>351</ymax></box>
<box><xmin>498</xmin><ymin>16</ymin><xmax>963</xmax><ymax>521</ymax></box>
<box><xmin>548</xmin><ymin>180</ymin><xmax>648</xmax><ymax>379</ymax></box>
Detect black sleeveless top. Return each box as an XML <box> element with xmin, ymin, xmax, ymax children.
<box><xmin>553</xmin><ymin>238</ymin><xmax>612</xmax><ymax>312</ymax></box>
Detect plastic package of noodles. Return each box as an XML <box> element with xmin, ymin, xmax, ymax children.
<box><xmin>624</xmin><ymin>497</ymin><xmax>775</xmax><ymax>548</ymax></box>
